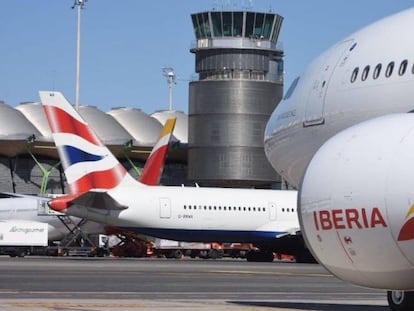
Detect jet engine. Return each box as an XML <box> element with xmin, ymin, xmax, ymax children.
<box><xmin>299</xmin><ymin>113</ymin><xmax>414</xmax><ymax>290</ymax></box>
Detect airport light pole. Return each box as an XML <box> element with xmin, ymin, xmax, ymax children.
<box><xmin>72</xmin><ymin>0</ymin><xmax>88</xmax><ymax>110</ymax></box>
<box><xmin>162</xmin><ymin>67</ymin><xmax>176</xmax><ymax>111</ymax></box>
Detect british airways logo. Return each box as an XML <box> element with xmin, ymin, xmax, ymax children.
<box><xmin>397</xmin><ymin>205</ymin><xmax>414</xmax><ymax>241</ymax></box>
<box><xmin>43</xmin><ymin>104</ymin><xmax>127</xmax><ymax>193</ymax></box>
<box><xmin>313</xmin><ymin>207</ymin><xmax>388</xmax><ymax>231</ymax></box>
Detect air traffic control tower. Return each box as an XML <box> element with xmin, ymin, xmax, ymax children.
<box><xmin>188</xmin><ymin>10</ymin><xmax>284</xmax><ymax>187</ymax></box>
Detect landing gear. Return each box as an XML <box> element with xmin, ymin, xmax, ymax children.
<box><xmin>387</xmin><ymin>291</ymin><xmax>414</xmax><ymax>311</ymax></box>
<box><xmin>295</xmin><ymin>249</ymin><xmax>317</xmax><ymax>263</ymax></box>
<box><xmin>246</xmin><ymin>250</ymin><xmax>274</xmax><ymax>262</ymax></box>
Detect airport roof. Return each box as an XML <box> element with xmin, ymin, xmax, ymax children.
<box><xmin>0</xmin><ymin>101</ymin><xmax>188</xmax><ymax>162</ymax></box>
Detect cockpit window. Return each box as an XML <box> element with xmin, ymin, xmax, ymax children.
<box><xmin>283</xmin><ymin>77</ymin><xmax>300</xmax><ymax>100</ymax></box>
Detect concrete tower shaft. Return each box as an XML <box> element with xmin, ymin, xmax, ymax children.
<box><xmin>188</xmin><ymin>11</ymin><xmax>284</xmax><ymax>187</ymax></box>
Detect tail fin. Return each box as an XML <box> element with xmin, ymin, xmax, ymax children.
<box><xmin>139</xmin><ymin>118</ymin><xmax>177</xmax><ymax>185</ymax></box>
<box><xmin>39</xmin><ymin>91</ymin><xmax>140</xmax><ymax>194</ymax></box>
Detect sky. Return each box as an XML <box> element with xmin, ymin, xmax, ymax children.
<box><xmin>1</xmin><ymin>1</ymin><xmax>412</xmax><ymax>114</ymax></box>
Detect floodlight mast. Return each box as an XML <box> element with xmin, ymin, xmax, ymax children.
<box><xmin>162</xmin><ymin>67</ymin><xmax>176</xmax><ymax>111</ymax></box>
<box><xmin>72</xmin><ymin>0</ymin><xmax>88</xmax><ymax>110</ymax></box>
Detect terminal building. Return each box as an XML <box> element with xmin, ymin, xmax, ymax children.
<box><xmin>0</xmin><ymin>101</ymin><xmax>188</xmax><ymax>195</ymax></box>
<box><xmin>188</xmin><ymin>10</ymin><xmax>284</xmax><ymax>188</ymax></box>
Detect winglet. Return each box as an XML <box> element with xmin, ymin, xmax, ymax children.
<box><xmin>139</xmin><ymin>118</ymin><xmax>177</xmax><ymax>185</ymax></box>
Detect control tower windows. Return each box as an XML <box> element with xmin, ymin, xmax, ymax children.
<box><xmin>233</xmin><ymin>12</ymin><xmax>243</xmax><ymax>37</ymax></box>
<box><xmin>212</xmin><ymin>12</ymin><xmax>244</xmax><ymax>37</ymax></box>
<box><xmin>245</xmin><ymin>13</ymin><xmax>255</xmax><ymax>38</ymax></box>
<box><xmin>263</xmin><ymin>15</ymin><xmax>274</xmax><ymax>39</ymax></box>
<box><xmin>223</xmin><ymin>12</ymin><xmax>232</xmax><ymax>36</ymax></box>
<box><xmin>245</xmin><ymin>13</ymin><xmax>275</xmax><ymax>40</ymax></box>
<box><xmin>253</xmin><ymin>13</ymin><xmax>265</xmax><ymax>37</ymax></box>
<box><xmin>192</xmin><ymin>13</ymin><xmax>211</xmax><ymax>39</ymax></box>
<box><xmin>191</xmin><ymin>11</ymin><xmax>283</xmax><ymax>43</ymax></box>
<box><xmin>211</xmin><ymin>12</ymin><xmax>223</xmax><ymax>36</ymax></box>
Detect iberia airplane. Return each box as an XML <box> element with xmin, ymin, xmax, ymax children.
<box><xmin>264</xmin><ymin>7</ymin><xmax>414</xmax><ymax>310</ymax></box>
<box><xmin>39</xmin><ymin>91</ymin><xmax>305</xmax><ymax>262</ymax></box>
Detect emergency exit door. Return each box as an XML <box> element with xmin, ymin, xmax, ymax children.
<box><xmin>159</xmin><ymin>198</ymin><xmax>171</xmax><ymax>219</ymax></box>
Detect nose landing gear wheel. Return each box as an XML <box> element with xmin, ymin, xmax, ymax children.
<box><xmin>387</xmin><ymin>291</ymin><xmax>414</xmax><ymax>311</ymax></box>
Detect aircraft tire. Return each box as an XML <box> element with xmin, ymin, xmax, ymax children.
<box><xmin>295</xmin><ymin>249</ymin><xmax>317</xmax><ymax>264</ymax></box>
<box><xmin>387</xmin><ymin>290</ymin><xmax>414</xmax><ymax>311</ymax></box>
<box><xmin>209</xmin><ymin>249</ymin><xmax>219</xmax><ymax>260</ymax></box>
<box><xmin>246</xmin><ymin>250</ymin><xmax>274</xmax><ymax>262</ymax></box>
<box><xmin>173</xmin><ymin>250</ymin><xmax>183</xmax><ymax>259</ymax></box>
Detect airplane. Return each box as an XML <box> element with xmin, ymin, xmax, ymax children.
<box><xmin>264</xmin><ymin>7</ymin><xmax>414</xmax><ymax>311</ymax></box>
<box><xmin>0</xmin><ymin>116</ymin><xmax>177</xmax><ymax>246</ymax></box>
<box><xmin>39</xmin><ymin>91</ymin><xmax>307</xmax><ymax>263</ymax></box>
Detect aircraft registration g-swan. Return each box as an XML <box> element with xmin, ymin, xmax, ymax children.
<box><xmin>265</xmin><ymin>7</ymin><xmax>414</xmax><ymax>310</ymax></box>
<box><xmin>38</xmin><ymin>91</ymin><xmax>308</xmax><ymax>262</ymax></box>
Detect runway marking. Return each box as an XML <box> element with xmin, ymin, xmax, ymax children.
<box><xmin>209</xmin><ymin>270</ymin><xmax>333</xmax><ymax>278</ymax></box>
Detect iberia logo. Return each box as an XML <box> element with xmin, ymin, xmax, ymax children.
<box><xmin>398</xmin><ymin>205</ymin><xmax>414</xmax><ymax>241</ymax></box>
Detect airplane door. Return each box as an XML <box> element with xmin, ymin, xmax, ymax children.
<box><xmin>304</xmin><ymin>39</ymin><xmax>354</xmax><ymax>126</ymax></box>
<box><xmin>269</xmin><ymin>202</ymin><xmax>277</xmax><ymax>221</ymax></box>
<box><xmin>159</xmin><ymin>197</ymin><xmax>171</xmax><ymax>219</ymax></box>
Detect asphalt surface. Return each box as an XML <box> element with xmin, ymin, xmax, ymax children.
<box><xmin>0</xmin><ymin>256</ymin><xmax>389</xmax><ymax>310</ymax></box>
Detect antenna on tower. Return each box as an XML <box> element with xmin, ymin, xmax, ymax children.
<box><xmin>162</xmin><ymin>67</ymin><xmax>176</xmax><ymax>111</ymax></box>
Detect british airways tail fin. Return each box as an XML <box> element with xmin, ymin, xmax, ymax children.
<box><xmin>139</xmin><ymin>118</ymin><xmax>176</xmax><ymax>185</ymax></box>
<box><xmin>39</xmin><ymin>91</ymin><xmax>141</xmax><ymax>194</ymax></box>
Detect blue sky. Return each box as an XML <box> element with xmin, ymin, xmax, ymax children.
<box><xmin>1</xmin><ymin>1</ymin><xmax>412</xmax><ymax>114</ymax></box>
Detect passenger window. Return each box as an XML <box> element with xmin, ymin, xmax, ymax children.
<box><xmin>373</xmin><ymin>64</ymin><xmax>382</xmax><ymax>79</ymax></box>
<box><xmin>399</xmin><ymin>60</ymin><xmax>408</xmax><ymax>76</ymax></box>
<box><xmin>361</xmin><ymin>65</ymin><xmax>370</xmax><ymax>81</ymax></box>
<box><xmin>350</xmin><ymin>67</ymin><xmax>359</xmax><ymax>83</ymax></box>
<box><xmin>385</xmin><ymin>61</ymin><xmax>395</xmax><ymax>77</ymax></box>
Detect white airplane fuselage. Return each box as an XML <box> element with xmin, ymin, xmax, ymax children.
<box><xmin>66</xmin><ymin>186</ymin><xmax>298</xmax><ymax>246</ymax></box>
<box><xmin>265</xmin><ymin>8</ymin><xmax>414</xmax><ymax>188</ymax></box>
<box><xmin>0</xmin><ymin>194</ymin><xmax>104</xmax><ymax>241</ymax></box>
<box><xmin>264</xmin><ymin>7</ymin><xmax>414</xmax><ymax>293</ymax></box>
